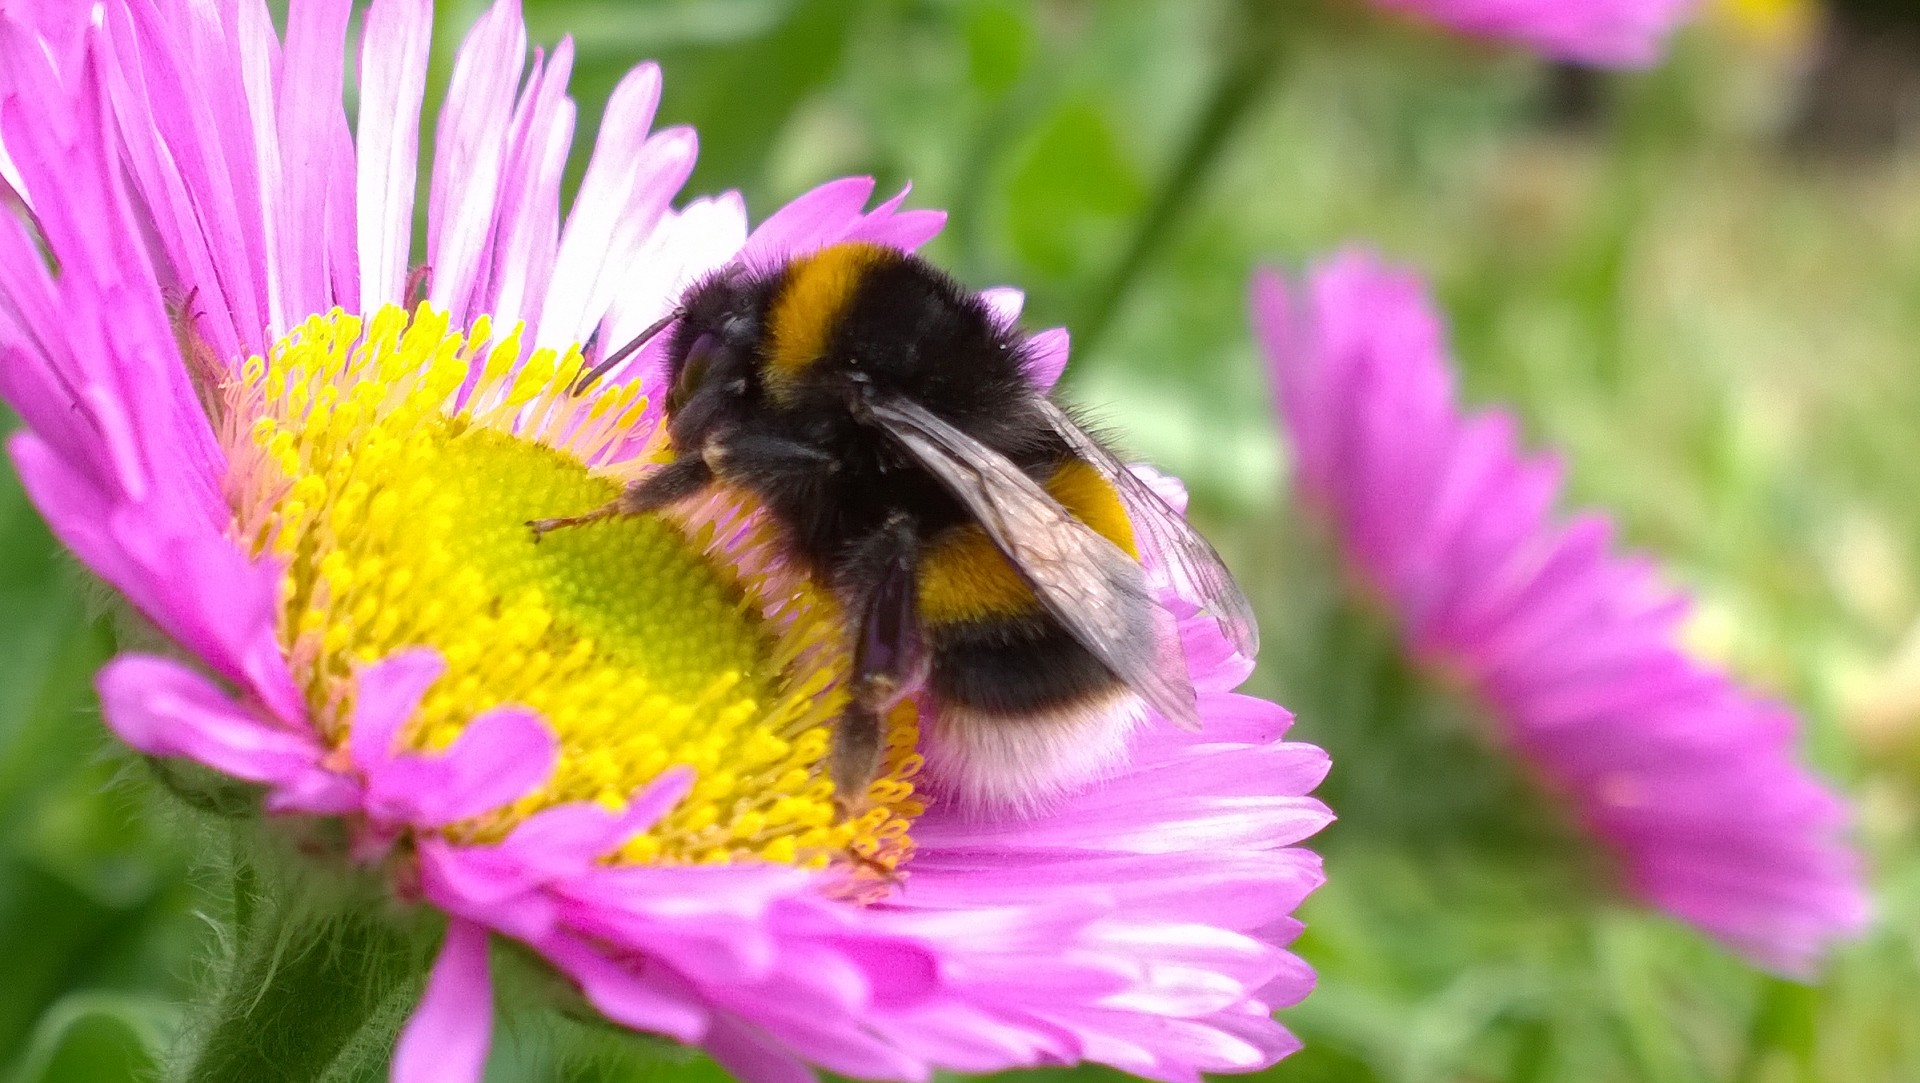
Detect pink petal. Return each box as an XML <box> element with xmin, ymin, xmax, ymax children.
<box><xmin>594</xmin><ymin>193</ymin><xmax>748</xmax><ymax>390</ymax></box>
<box><xmin>538</xmin><ymin>932</ymin><xmax>710</xmax><ymax>1042</ymax></box>
<box><xmin>393</xmin><ymin>919</ymin><xmax>494</xmax><ymax>1083</ymax></box>
<box><xmin>704</xmin><ymin>1017</ymin><xmax>817</xmax><ymax>1083</ymax></box>
<box><xmin>346</xmin><ymin>649</ymin><xmax>446</xmax><ymax>773</ymax></box>
<box><xmin>236</xmin><ymin>0</ymin><xmax>292</xmax><ymax>335</ymax></box>
<box><xmin>842</xmin><ymin>183</ymin><xmax>946</xmax><ymax>251</ymax></box>
<box><xmin>736</xmin><ymin>176</ymin><xmax>877</xmax><ymax>268</ymax></box>
<box><xmin>364</xmin><ymin>704</ymin><xmax>557</xmax><ymax>828</ymax></box>
<box><xmin>1370</xmin><ymin>0</ymin><xmax>1701</xmax><ymax>68</ymax></box>
<box><xmin>419</xmin><ymin>767</ymin><xmax>693</xmax><ymax>917</ymax></box>
<box><xmin>355</xmin><ymin>0</ymin><xmax>432</xmax><ymax>310</ymax></box>
<box><xmin>273</xmin><ymin>0</ymin><xmax>356</xmax><ymax>318</ymax></box>
<box><xmin>1021</xmin><ymin>327</ymin><xmax>1070</xmax><ymax>390</ymax></box>
<box><xmin>96</xmin><ymin>8</ymin><xmax>248</xmax><ymax>363</ymax></box>
<box><xmin>480</xmin><ymin>40</ymin><xmax>574</xmax><ymax>335</ymax></box>
<box><xmin>8</xmin><ymin>434</ymin><xmax>304</xmax><ymax>725</ymax></box>
<box><xmin>96</xmin><ymin>653</ymin><xmax>355</xmax><ymax>813</ymax></box>
<box><xmin>978</xmin><ymin>286</ymin><xmax>1024</xmax><ymax>327</ymax></box>
<box><xmin>425</xmin><ymin>0</ymin><xmax>526</xmax><ymax>324</ymax></box>
<box><xmin>537</xmin><ymin>61</ymin><xmax>695</xmax><ymax>349</ymax></box>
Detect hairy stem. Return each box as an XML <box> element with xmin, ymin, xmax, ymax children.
<box><xmin>169</xmin><ymin>848</ymin><xmax>425</xmax><ymax>1083</ymax></box>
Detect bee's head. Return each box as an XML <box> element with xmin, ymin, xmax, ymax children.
<box><xmin>662</xmin><ymin>264</ymin><xmax>770</xmax><ymax>442</ymax></box>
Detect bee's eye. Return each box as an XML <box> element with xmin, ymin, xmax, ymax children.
<box><xmin>669</xmin><ymin>334</ymin><xmax>716</xmax><ymax>413</ymax></box>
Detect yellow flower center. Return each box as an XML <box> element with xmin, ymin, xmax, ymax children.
<box><xmin>220</xmin><ymin>305</ymin><xmax>921</xmax><ymax>877</ymax></box>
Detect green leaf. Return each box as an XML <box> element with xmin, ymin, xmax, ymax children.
<box><xmin>9</xmin><ymin>993</ymin><xmax>180</xmax><ymax>1083</ymax></box>
<box><xmin>1003</xmin><ymin>97</ymin><xmax>1145</xmax><ymax>279</ymax></box>
<box><xmin>963</xmin><ymin>0</ymin><xmax>1033</xmax><ymax>96</ymax></box>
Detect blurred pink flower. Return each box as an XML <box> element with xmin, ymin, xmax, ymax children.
<box><xmin>1255</xmin><ymin>250</ymin><xmax>1867</xmax><ymax>975</ymax></box>
<box><xmin>0</xmin><ymin>2</ymin><xmax>1330</xmax><ymax>1080</ymax></box>
<box><xmin>1370</xmin><ymin>0</ymin><xmax>1700</xmax><ymax>66</ymax></box>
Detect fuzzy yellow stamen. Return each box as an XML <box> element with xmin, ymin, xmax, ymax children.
<box><xmin>222</xmin><ymin>304</ymin><xmax>921</xmax><ymax>876</ymax></box>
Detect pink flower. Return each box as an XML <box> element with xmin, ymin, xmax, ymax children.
<box><xmin>0</xmin><ymin>2</ymin><xmax>1329</xmax><ymax>1080</ymax></box>
<box><xmin>1254</xmin><ymin>249</ymin><xmax>1866</xmax><ymax>976</ymax></box>
<box><xmin>1369</xmin><ymin>0</ymin><xmax>1700</xmax><ymax>67</ymax></box>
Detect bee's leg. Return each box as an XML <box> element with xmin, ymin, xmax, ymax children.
<box><xmin>831</xmin><ymin>704</ymin><xmax>886</xmax><ymax>818</ymax></box>
<box><xmin>701</xmin><ymin>432</ymin><xmax>837</xmax><ymax>481</ymax></box>
<box><xmin>526</xmin><ymin>456</ymin><xmax>712</xmax><ymax>540</ymax></box>
<box><xmin>830</xmin><ymin>514</ymin><xmax>925</xmax><ymax>813</ymax></box>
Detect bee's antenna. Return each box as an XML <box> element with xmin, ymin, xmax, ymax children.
<box><xmin>571</xmin><ymin>310</ymin><xmax>679</xmax><ymax>395</ymax></box>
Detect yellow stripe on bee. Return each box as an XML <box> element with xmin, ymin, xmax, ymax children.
<box><xmin>765</xmin><ymin>243</ymin><xmax>894</xmax><ymax>396</ymax></box>
<box><xmin>917</xmin><ymin>459</ymin><xmax>1139</xmax><ymax>624</ymax></box>
<box><xmin>1043</xmin><ymin>458</ymin><xmax>1138</xmax><ymax>561</ymax></box>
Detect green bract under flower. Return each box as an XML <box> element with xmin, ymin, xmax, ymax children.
<box><xmin>222</xmin><ymin>305</ymin><xmax>922</xmax><ymax>874</ymax></box>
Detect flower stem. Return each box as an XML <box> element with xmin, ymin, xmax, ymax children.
<box><xmin>1732</xmin><ymin>975</ymin><xmax>1818</xmax><ymax>1083</ymax></box>
<box><xmin>169</xmin><ymin>847</ymin><xmax>427</xmax><ymax>1083</ymax></box>
<box><xmin>1072</xmin><ymin>0</ymin><xmax>1291</xmax><ymax>357</ymax></box>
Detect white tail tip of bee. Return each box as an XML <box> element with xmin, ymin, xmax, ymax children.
<box><xmin>918</xmin><ymin>692</ymin><xmax>1148</xmax><ymax>818</ymax></box>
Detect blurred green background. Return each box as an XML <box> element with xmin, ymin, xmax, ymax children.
<box><xmin>6</xmin><ymin>0</ymin><xmax>1920</xmax><ymax>1079</ymax></box>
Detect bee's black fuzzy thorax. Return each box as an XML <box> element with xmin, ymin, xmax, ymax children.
<box><xmin>663</xmin><ymin>244</ymin><xmax>1072</xmax><ymax>579</ymax></box>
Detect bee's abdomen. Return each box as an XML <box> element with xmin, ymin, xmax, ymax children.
<box><xmin>918</xmin><ymin>585</ymin><xmax>1146</xmax><ymax>813</ymax></box>
<box><xmin>906</xmin><ymin>448</ymin><xmax>1151</xmax><ymax>810</ymax></box>
<box><xmin>925</xmin><ymin>613</ymin><xmax>1125</xmax><ymax>713</ymax></box>
<box><xmin>912</xmin><ymin>455</ymin><xmax>1143</xmax><ymax>711</ymax></box>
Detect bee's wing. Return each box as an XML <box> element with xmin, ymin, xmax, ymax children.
<box><xmin>1032</xmin><ymin>398</ymin><xmax>1260</xmax><ymax>659</ymax></box>
<box><xmin>865</xmin><ymin>396</ymin><xmax>1201</xmax><ymax>730</ymax></box>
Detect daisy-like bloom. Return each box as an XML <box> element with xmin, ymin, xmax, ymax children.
<box><xmin>1254</xmin><ymin>250</ymin><xmax>1866</xmax><ymax>976</ymax></box>
<box><xmin>0</xmin><ymin>2</ymin><xmax>1330</xmax><ymax>1079</ymax></box>
<box><xmin>1368</xmin><ymin>0</ymin><xmax>1701</xmax><ymax>67</ymax></box>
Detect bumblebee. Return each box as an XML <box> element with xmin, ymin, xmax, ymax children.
<box><xmin>532</xmin><ymin>242</ymin><xmax>1256</xmax><ymax>811</ymax></box>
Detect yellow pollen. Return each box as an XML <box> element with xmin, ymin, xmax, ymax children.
<box><xmin>222</xmin><ymin>305</ymin><xmax>922</xmax><ymax>878</ymax></box>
